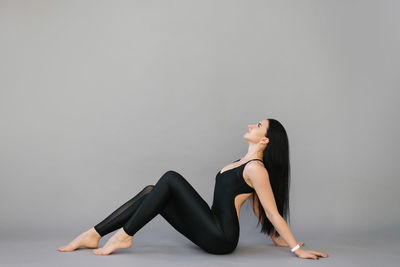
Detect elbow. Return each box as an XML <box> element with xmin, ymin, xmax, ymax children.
<box><xmin>266</xmin><ymin>212</ymin><xmax>281</xmax><ymax>223</ymax></box>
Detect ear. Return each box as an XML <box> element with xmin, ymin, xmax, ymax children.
<box><xmin>261</xmin><ymin>137</ymin><xmax>269</xmax><ymax>145</ymax></box>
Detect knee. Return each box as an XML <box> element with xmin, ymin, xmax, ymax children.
<box><xmin>163</xmin><ymin>170</ymin><xmax>181</xmax><ymax>178</ymax></box>
<box><xmin>143</xmin><ymin>185</ymin><xmax>154</xmax><ymax>193</ymax></box>
<box><xmin>159</xmin><ymin>170</ymin><xmax>182</xmax><ymax>184</ymax></box>
<box><xmin>164</xmin><ymin>170</ymin><xmax>179</xmax><ymax>176</ymax></box>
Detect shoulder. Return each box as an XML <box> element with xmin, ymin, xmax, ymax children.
<box><xmin>243</xmin><ymin>160</ymin><xmax>269</xmax><ymax>182</ymax></box>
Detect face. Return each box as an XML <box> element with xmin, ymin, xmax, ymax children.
<box><xmin>243</xmin><ymin>119</ymin><xmax>270</xmax><ymax>145</ymax></box>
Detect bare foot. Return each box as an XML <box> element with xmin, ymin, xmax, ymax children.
<box><xmin>93</xmin><ymin>228</ymin><xmax>132</xmax><ymax>255</ymax></box>
<box><xmin>58</xmin><ymin>227</ymin><xmax>101</xmax><ymax>252</ymax></box>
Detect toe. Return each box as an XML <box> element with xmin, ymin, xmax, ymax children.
<box><xmin>58</xmin><ymin>246</ymin><xmax>69</xmax><ymax>251</ymax></box>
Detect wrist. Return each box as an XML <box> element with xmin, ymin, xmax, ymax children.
<box><xmin>293</xmin><ymin>247</ymin><xmax>302</xmax><ymax>256</ymax></box>
<box><xmin>290</xmin><ymin>242</ymin><xmax>301</xmax><ymax>253</ymax></box>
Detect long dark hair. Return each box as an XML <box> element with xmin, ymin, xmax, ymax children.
<box><xmin>251</xmin><ymin>118</ymin><xmax>291</xmax><ymax>238</ymax></box>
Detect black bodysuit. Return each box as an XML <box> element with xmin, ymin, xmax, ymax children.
<box><xmin>93</xmin><ymin>158</ymin><xmax>263</xmax><ymax>254</ymax></box>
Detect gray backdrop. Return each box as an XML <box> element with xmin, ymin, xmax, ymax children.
<box><xmin>1</xmin><ymin>0</ymin><xmax>399</xmax><ymax>266</ymax></box>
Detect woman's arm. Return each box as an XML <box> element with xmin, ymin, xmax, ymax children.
<box><xmin>246</xmin><ymin>162</ymin><xmax>299</xmax><ymax>249</ymax></box>
<box><xmin>249</xmin><ymin>194</ymin><xmax>278</xmax><ymax>241</ymax></box>
<box><xmin>246</xmin><ymin>162</ymin><xmax>328</xmax><ymax>260</ymax></box>
<box><xmin>251</xmin><ymin>194</ymin><xmax>303</xmax><ymax>247</ymax></box>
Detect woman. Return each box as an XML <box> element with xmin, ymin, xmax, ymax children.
<box><xmin>58</xmin><ymin>118</ymin><xmax>328</xmax><ymax>260</ymax></box>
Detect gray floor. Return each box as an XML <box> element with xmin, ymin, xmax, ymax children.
<box><xmin>1</xmin><ymin>224</ymin><xmax>399</xmax><ymax>267</ymax></box>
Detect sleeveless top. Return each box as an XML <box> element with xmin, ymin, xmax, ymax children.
<box><xmin>210</xmin><ymin>158</ymin><xmax>264</xmax><ymax>243</ymax></box>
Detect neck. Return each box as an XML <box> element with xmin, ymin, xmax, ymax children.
<box><xmin>242</xmin><ymin>143</ymin><xmax>264</xmax><ymax>161</ymax></box>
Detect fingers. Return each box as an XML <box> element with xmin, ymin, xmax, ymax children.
<box><xmin>315</xmin><ymin>251</ymin><xmax>328</xmax><ymax>257</ymax></box>
<box><xmin>303</xmin><ymin>255</ymin><xmax>318</xmax><ymax>260</ymax></box>
<box><xmin>297</xmin><ymin>249</ymin><xmax>328</xmax><ymax>260</ymax></box>
<box><xmin>310</xmin><ymin>250</ymin><xmax>328</xmax><ymax>258</ymax></box>
<box><xmin>308</xmin><ymin>252</ymin><xmax>318</xmax><ymax>260</ymax></box>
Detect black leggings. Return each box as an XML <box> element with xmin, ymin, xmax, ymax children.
<box><xmin>93</xmin><ymin>170</ymin><xmax>237</xmax><ymax>254</ymax></box>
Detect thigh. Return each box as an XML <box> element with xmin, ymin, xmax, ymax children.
<box><xmin>159</xmin><ymin>171</ymin><xmax>233</xmax><ymax>254</ymax></box>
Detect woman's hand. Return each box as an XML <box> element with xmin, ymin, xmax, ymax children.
<box><xmin>272</xmin><ymin>236</ymin><xmax>304</xmax><ymax>247</ymax></box>
<box><xmin>294</xmin><ymin>248</ymin><xmax>329</xmax><ymax>260</ymax></box>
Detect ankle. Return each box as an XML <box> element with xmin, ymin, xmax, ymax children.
<box><xmin>89</xmin><ymin>227</ymin><xmax>102</xmax><ymax>239</ymax></box>
<box><xmin>119</xmin><ymin>228</ymin><xmax>132</xmax><ymax>239</ymax></box>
